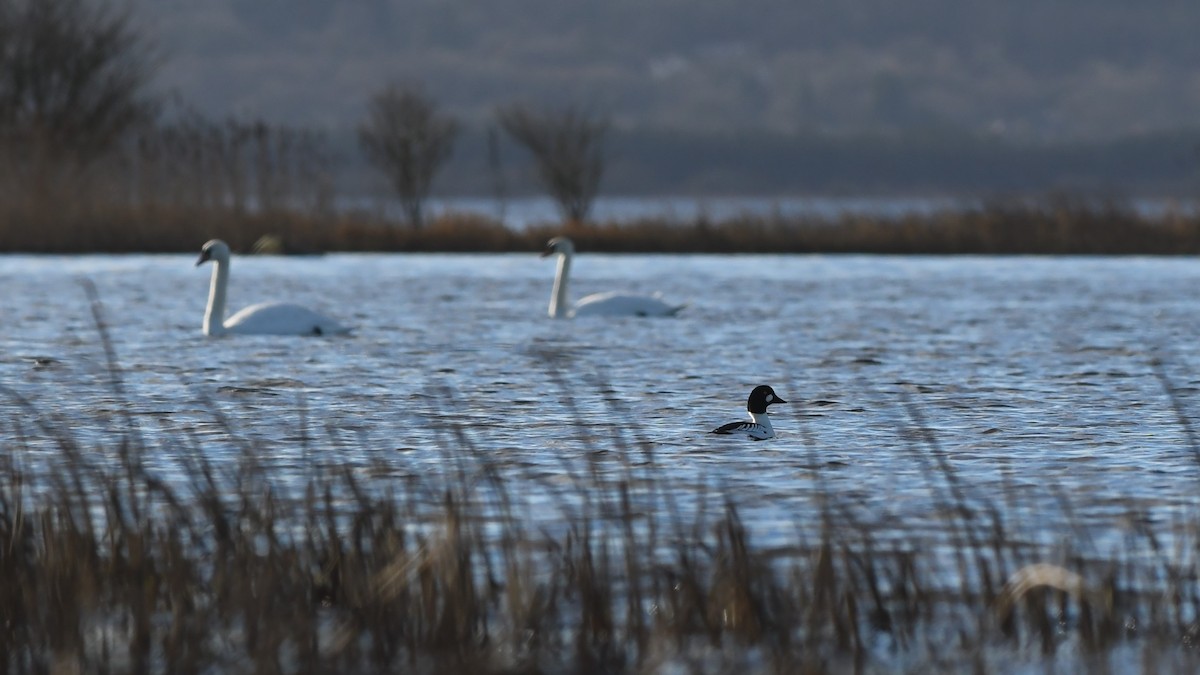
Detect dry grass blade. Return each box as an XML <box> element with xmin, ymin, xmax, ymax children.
<box><xmin>3</xmin><ymin>325</ymin><xmax>1200</xmax><ymax>672</ymax></box>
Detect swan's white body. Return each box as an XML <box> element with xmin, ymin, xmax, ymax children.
<box><xmin>196</xmin><ymin>239</ymin><xmax>350</xmax><ymax>337</ymax></box>
<box><xmin>541</xmin><ymin>236</ymin><xmax>684</xmax><ymax>319</ymax></box>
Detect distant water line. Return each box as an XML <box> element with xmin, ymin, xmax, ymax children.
<box><xmin>341</xmin><ymin>194</ymin><xmax>1199</xmax><ymax>229</ymax></box>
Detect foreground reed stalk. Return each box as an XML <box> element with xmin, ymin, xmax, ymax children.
<box><xmin>3</xmin><ymin>300</ymin><xmax>1200</xmax><ymax>673</ymax></box>
<box><xmin>4</xmin><ymin>403</ymin><xmax>1200</xmax><ymax>673</ymax></box>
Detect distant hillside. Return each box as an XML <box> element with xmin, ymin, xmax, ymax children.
<box><xmin>137</xmin><ymin>0</ymin><xmax>1200</xmax><ymax>141</ymax></box>
<box><xmin>334</xmin><ymin>126</ymin><xmax>1198</xmax><ymax>199</ymax></box>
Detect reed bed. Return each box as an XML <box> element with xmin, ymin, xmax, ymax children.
<box><xmin>3</xmin><ymin>198</ymin><xmax>1200</xmax><ymax>256</ymax></box>
<box><xmin>3</xmin><ymin>110</ymin><xmax>1199</xmax><ymax>255</ymax></box>
<box><xmin>4</xmin><ymin>307</ymin><xmax>1200</xmax><ymax>673</ymax></box>
<box><xmin>2</xmin><ymin>132</ymin><xmax>1200</xmax><ymax>255</ymax></box>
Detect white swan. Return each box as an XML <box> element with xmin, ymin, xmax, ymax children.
<box><xmin>540</xmin><ymin>236</ymin><xmax>684</xmax><ymax>318</ymax></box>
<box><xmin>195</xmin><ymin>239</ymin><xmax>350</xmax><ymax>336</ymax></box>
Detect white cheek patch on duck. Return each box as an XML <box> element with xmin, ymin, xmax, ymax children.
<box><xmin>765</xmin><ymin>394</ymin><xmax>774</xmax><ymax>402</ymax></box>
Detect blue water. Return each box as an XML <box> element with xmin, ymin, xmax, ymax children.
<box><xmin>3</xmin><ymin>252</ymin><xmax>1200</xmax><ymax>555</ymax></box>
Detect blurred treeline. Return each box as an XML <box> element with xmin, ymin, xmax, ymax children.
<box><xmin>1</xmin><ymin>0</ymin><xmax>1199</xmax><ymax>254</ymax></box>
<box><xmin>164</xmin><ymin>0</ymin><xmax>1200</xmax><ymax>140</ymax></box>
<box><xmin>0</xmin><ymin>0</ymin><xmax>333</xmax><ymax>251</ymax></box>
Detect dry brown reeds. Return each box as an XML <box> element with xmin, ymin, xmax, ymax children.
<box><xmin>559</xmin><ymin>197</ymin><xmax>1200</xmax><ymax>255</ymax></box>
<box><xmin>3</xmin><ymin>301</ymin><xmax>1200</xmax><ymax>673</ymax></box>
<box><xmin>2</xmin><ymin>111</ymin><xmax>1199</xmax><ymax>255</ymax></box>
<box><xmin>2</xmin><ymin>186</ymin><xmax>1199</xmax><ymax>255</ymax></box>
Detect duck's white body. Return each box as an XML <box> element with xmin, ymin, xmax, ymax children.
<box><xmin>197</xmin><ymin>239</ymin><xmax>350</xmax><ymax>337</ymax></box>
<box><xmin>542</xmin><ymin>236</ymin><xmax>684</xmax><ymax>319</ymax></box>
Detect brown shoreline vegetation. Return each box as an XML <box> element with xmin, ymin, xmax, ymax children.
<box><xmin>2</xmin><ymin>196</ymin><xmax>1200</xmax><ymax>256</ymax></box>
<box><xmin>3</xmin><ymin>0</ymin><xmax>1198</xmax><ymax>259</ymax></box>
<box><xmin>4</xmin><ymin>313</ymin><xmax>1200</xmax><ymax>672</ymax></box>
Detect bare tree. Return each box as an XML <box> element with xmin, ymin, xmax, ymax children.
<box><xmin>0</xmin><ymin>0</ymin><xmax>155</xmax><ymax>165</ymax></box>
<box><xmin>358</xmin><ymin>84</ymin><xmax>459</xmax><ymax>229</ymax></box>
<box><xmin>486</xmin><ymin>125</ymin><xmax>508</xmax><ymax>224</ymax></box>
<box><xmin>496</xmin><ymin>103</ymin><xmax>608</xmax><ymax>224</ymax></box>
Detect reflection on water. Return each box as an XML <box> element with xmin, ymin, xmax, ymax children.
<box><xmin>3</xmin><ymin>252</ymin><xmax>1200</xmax><ymax>549</ymax></box>
<box><xmin>410</xmin><ymin>195</ymin><xmax>1199</xmax><ymax>228</ymax></box>
<box><xmin>421</xmin><ymin>195</ymin><xmax>974</xmax><ymax>228</ymax></box>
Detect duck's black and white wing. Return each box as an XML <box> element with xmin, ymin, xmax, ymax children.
<box><xmin>712</xmin><ymin>421</ymin><xmax>746</xmax><ymax>434</ymax></box>
<box><xmin>710</xmin><ymin>417</ymin><xmax>768</xmax><ymax>439</ymax></box>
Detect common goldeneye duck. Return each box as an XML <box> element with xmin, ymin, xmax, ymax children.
<box><xmin>711</xmin><ymin>385</ymin><xmax>787</xmax><ymax>440</ymax></box>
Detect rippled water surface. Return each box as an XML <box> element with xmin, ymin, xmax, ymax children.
<box><xmin>4</xmin><ymin>253</ymin><xmax>1200</xmax><ymax>546</ymax></box>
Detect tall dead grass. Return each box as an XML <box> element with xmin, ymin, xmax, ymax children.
<box><xmin>1</xmin><ymin>121</ymin><xmax>1198</xmax><ymax>255</ymax></box>
<box><xmin>3</xmin><ymin>294</ymin><xmax>1200</xmax><ymax>673</ymax></box>
<box><xmin>5</xmin><ymin>198</ymin><xmax>1198</xmax><ymax>255</ymax></box>
<box><xmin>8</xmin><ymin>203</ymin><xmax>1200</xmax><ymax>255</ymax></box>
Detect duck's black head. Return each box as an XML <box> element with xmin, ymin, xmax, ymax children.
<box><xmin>747</xmin><ymin>385</ymin><xmax>786</xmax><ymax>414</ymax></box>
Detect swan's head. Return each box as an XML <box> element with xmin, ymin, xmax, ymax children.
<box><xmin>196</xmin><ymin>239</ymin><xmax>231</xmax><ymax>267</ymax></box>
<box><xmin>747</xmin><ymin>385</ymin><xmax>786</xmax><ymax>415</ymax></box>
<box><xmin>540</xmin><ymin>236</ymin><xmax>576</xmax><ymax>258</ymax></box>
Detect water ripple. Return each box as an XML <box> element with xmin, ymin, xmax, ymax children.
<box><xmin>2</xmin><ymin>254</ymin><xmax>1200</xmax><ymax>546</ymax></box>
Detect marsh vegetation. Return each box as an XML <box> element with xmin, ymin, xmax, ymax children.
<box><xmin>5</xmin><ymin>308</ymin><xmax>1200</xmax><ymax>673</ymax></box>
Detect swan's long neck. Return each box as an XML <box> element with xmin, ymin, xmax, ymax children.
<box><xmin>549</xmin><ymin>251</ymin><xmax>572</xmax><ymax>318</ymax></box>
<box><xmin>748</xmin><ymin>411</ymin><xmax>774</xmax><ymax>436</ymax></box>
<box><xmin>204</xmin><ymin>258</ymin><xmax>230</xmax><ymax>336</ymax></box>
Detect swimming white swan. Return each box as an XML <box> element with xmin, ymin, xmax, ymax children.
<box><xmin>711</xmin><ymin>385</ymin><xmax>787</xmax><ymax>440</ymax></box>
<box><xmin>195</xmin><ymin>239</ymin><xmax>350</xmax><ymax>336</ymax></box>
<box><xmin>540</xmin><ymin>236</ymin><xmax>685</xmax><ymax>318</ymax></box>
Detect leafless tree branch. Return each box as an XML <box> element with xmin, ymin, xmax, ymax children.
<box><xmin>358</xmin><ymin>84</ymin><xmax>459</xmax><ymax>229</ymax></box>
<box><xmin>496</xmin><ymin>103</ymin><xmax>608</xmax><ymax>224</ymax></box>
<box><xmin>0</xmin><ymin>0</ymin><xmax>155</xmax><ymax>166</ymax></box>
